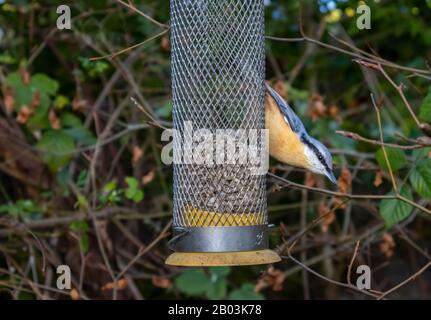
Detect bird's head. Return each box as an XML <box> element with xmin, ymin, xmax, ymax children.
<box><xmin>302</xmin><ymin>136</ymin><xmax>337</xmax><ymax>184</ymax></box>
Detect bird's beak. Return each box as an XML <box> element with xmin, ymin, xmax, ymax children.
<box><xmin>326</xmin><ymin>170</ymin><xmax>337</xmax><ymax>185</ymax></box>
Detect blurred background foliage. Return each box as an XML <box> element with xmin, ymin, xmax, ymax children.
<box><xmin>0</xmin><ymin>0</ymin><xmax>431</xmax><ymax>299</ymax></box>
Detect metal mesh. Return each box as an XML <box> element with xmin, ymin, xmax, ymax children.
<box><xmin>171</xmin><ymin>0</ymin><xmax>266</xmax><ymax>229</ymax></box>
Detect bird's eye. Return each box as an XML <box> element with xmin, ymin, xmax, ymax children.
<box><xmin>318</xmin><ymin>155</ymin><xmax>323</xmax><ymax>161</ymax></box>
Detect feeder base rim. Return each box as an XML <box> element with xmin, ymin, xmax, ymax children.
<box><xmin>165</xmin><ymin>249</ymin><xmax>281</xmax><ymax>266</ymax></box>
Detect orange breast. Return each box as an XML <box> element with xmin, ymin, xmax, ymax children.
<box><xmin>265</xmin><ymin>94</ymin><xmax>308</xmax><ymax>168</ymax></box>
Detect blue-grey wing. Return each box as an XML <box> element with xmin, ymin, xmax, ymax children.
<box><xmin>265</xmin><ymin>83</ymin><xmax>306</xmax><ymax>134</ymax></box>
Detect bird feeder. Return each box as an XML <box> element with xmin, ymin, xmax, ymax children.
<box><xmin>165</xmin><ymin>0</ymin><xmax>280</xmax><ymax>266</ymax></box>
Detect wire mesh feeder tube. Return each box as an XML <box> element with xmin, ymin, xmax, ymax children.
<box><xmin>166</xmin><ymin>0</ymin><xmax>280</xmax><ymax>266</ymax></box>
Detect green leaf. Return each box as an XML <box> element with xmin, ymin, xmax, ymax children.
<box><xmin>63</xmin><ymin>127</ymin><xmax>96</xmax><ymax>146</ymax></box>
<box><xmin>128</xmin><ymin>189</ymin><xmax>144</xmax><ymax>203</ymax></box>
<box><xmin>61</xmin><ymin>112</ymin><xmax>83</xmax><ymax>127</ymax></box>
<box><xmin>0</xmin><ymin>205</ymin><xmax>10</xmax><ymax>213</ymax></box>
<box><xmin>79</xmin><ymin>57</ymin><xmax>110</xmax><ymax>78</ymax></box>
<box><xmin>125</xmin><ymin>177</ymin><xmax>144</xmax><ymax>203</ymax></box>
<box><xmin>175</xmin><ymin>269</ymin><xmax>211</xmax><ymax>296</ymax></box>
<box><xmin>54</xmin><ymin>95</ymin><xmax>70</xmax><ymax>109</ymax></box>
<box><xmin>104</xmin><ymin>180</ymin><xmax>117</xmax><ymax>193</ymax></box>
<box><xmin>100</xmin><ymin>180</ymin><xmax>121</xmax><ymax>204</ymax></box>
<box><xmin>207</xmin><ymin>278</ymin><xmax>227</xmax><ymax>300</ymax></box>
<box><xmin>4</xmin><ymin>72</ymin><xmax>22</xmax><ymax>88</ymax></box>
<box><xmin>0</xmin><ymin>54</ymin><xmax>16</xmax><ymax>65</ymax></box>
<box><xmin>5</xmin><ymin>72</ymin><xmax>33</xmax><ymax>111</ymax></box>
<box><xmin>379</xmin><ymin>186</ymin><xmax>413</xmax><ymax>229</ymax></box>
<box><xmin>31</xmin><ymin>73</ymin><xmax>59</xmax><ymax>95</ymax></box>
<box><xmin>27</xmin><ymin>95</ymin><xmax>50</xmax><ymax>129</ymax></box>
<box><xmin>75</xmin><ymin>195</ymin><xmax>89</xmax><ymax>210</ymax></box>
<box><xmin>76</xmin><ymin>170</ymin><xmax>88</xmax><ymax>189</ymax></box>
<box><xmin>206</xmin><ymin>267</ymin><xmax>230</xmax><ymax>299</ymax></box>
<box><xmin>409</xmin><ymin>160</ymin><xmax>431</xmax><ymax>198</ymax></box>
<box><xmin>428</xmin><ymin>0</ymin><xmax>431</xmax><ymax>9</ymax></box>
<box><xmin>69</xmin><ymin>220</ymin><xmax>89</xmax><ymax>232</ymax></box>
<box><xmin>375</xmin><ymin>147</ymin><xmax>407</xmax><ymax>172</ymax></box>
<box><xmin>419</xmin><ymin>90</ymin><xmax>431</xmax><ymax>122</ymax></box>
<box><xmin>125</xmin><ymin>176</ymin><xmax>138</xmax><ymax>189</ymax></box>
<box><xmin>80</xmin><ymin>233</ymin><xmax>90</xmax><ymax>253</ymax></box>
<box><xmin>208</xmin><ymin>266</ymin><xmax>231</xmax><ymax>278</ymax></box>
<box><xmin>37</xmin><ymin>130</ymin><xmax>75</xmax><ymax>172</ymax></box>
<box><xmin>61</xmin><ymin>113</ymin><xmax>96</xmax><ymax>145</ymax></box>
<box><xmin>4</xmin><ymin>71</ymin><xmax>54</xmax><ymax>129</ymax></box>
<box><xmin>229</xmin><ymin>283</ymin><xmax>264</xmax><ymax>300</ymax></box>
<box><xmin>2</xmin><ymin>199</ymin><xmax>43</xmax><ymax>219</ymax></box>
<box><xmin>412</xmin><ymin>147</ymin><xmax>431</xmax><ymax>159</ymax></box>
<box><xmin>69</xmin><ymin>220</ymin><xmax>90</xmax><ymax>253</ymax></box>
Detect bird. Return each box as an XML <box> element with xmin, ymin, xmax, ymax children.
<box><xmin>265</xmin><ymin>83</ymin><xmax>337</xmax><ymax>184</ymax></box>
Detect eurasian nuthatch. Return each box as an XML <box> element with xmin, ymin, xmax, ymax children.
<box><xmin>265</xmin><ymin>84</ymin><xmax>337</xmax><ymax>184</ymax></box>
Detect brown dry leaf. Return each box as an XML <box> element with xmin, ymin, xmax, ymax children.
<box><xmin>319</xmin><ymin>202</ymin><xmax>335</xmax><ymax>233</ymax></box>
<box><xmin>255</xmin><ymin>266</ymin><xmax>285</xmax><ymax>292</ymax></box>
<box><xmin>152</xmin><ymin>275</ymin><xmax>172</xmax><ymax>289</ymax></box>
<box><xmin>334</xmin><ymin>167</ymin><xmax>352</xmax><ymax>209</ymax></box>
<box><xmin>142</xmin><ymin>170</ymin><xmax>156</xmax><ymax>185</ymax></box>
<box><xmin>337</xmin><ymin>167</ymin><xmax>352</xmax><ymax>193</ymax></box>
<box><xmin>270</xmin><ymin>184</ymin><xmax>283</xmax><ymax>193</ymax></box>
<box><xmin>31</xmin><ymin>91</ymin><xmax>41</xmax><ymax>109</ymax></box>
<box><xmin>279</xmin><ymin>221</ymin><xmax>287</xmax><ymax>238</ymax></box>
<box><xmin>16</xmin><ymin>106</ymin><xmax>33</xmax><ymax>124</ymax></box>
<box><xmin>161</xmin><ymin>35</ymin><xmax>170</xmax><ymax>51</ymax></box>
<box><xmin>132</xmin><ymin>145</ymin><xmax>144</xmax><ymax>166</ymax></box>
<box><xmin>48</xmin><ymin>109</ymin><xmax>61</xmax><ymax>129</ymax></box>
<box><xmin>72</xmin><ymin>97</ymin><xmax>88</xmax><ymax>113</ymax></box>
<box><xmin>304</xmin><ymin>171</ymin><xmax>316</xmax><ymax>187</ymax></box>
<box><xmin>255</xmin><ymin>267</ymin><xmax>283</xmax><ymax>292</ymax></box>
<box><xmin>101</xmin><ymin>278</ymin><xmax>128</xmax><ymax>291</ymax></box>
<box><xmin>328</xmin><ymin>104</ymin><xmax>340</xmax><ymax>121</ymax></box>
<box><xmin>308</xmin><ymin>94</ymin><xmax>327</xmax><ymax>121</ymax></box>
<box><xmin>374</xmin><ymin>170</ymin><xmax>383</xmax><ymax>187</ymax></box>
<box><xmin>70</xmin><ymin>288</ymin><xmax>80</xmax><ymax>300</ymax></box>
<box><xmin>4</xmin><ymin>87</ymin><xmax>15</xmax><ymax>113</ymax></box>
<box><xmin>379</xmin><ymin>232</ymin><xmax>395</xmax><ymax>258</ymax></box>
<box><xmin>273</xmin><ymin>80</ymin><xmax>288</xmax><ymax>100</ymax></box>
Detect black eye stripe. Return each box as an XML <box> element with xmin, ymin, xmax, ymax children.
<box><xmin>301</xmin><ymin>135</ymin><xmax>330</xmax><ymax>172</ymax></box>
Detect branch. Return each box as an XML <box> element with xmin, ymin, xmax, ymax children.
<box><xmin>377</xmin><ymin>261</ymin><xmax>431</xmax><ymax>300</ymax></box>
<box><xmin>354</xmin><ymin>59</ymin><xmax>431</xmax><ymax>136</ymax></box>
<box><xmin>336</xmin><ymin>130</ymin><xmax>424</xmax><ymax>150</ymax></box>
<box><xmin>281</xmin><ymin>254</ymin><xmax>380</xmax><ymax>299</ymax></box>
<box><xmin>266</xmin><ymin>35</ymin><xmax>431</xmax><ymax>75</ymax></box>
<box><xmin>115</xmin><ymin>0</ymin><xmax>168</xmax><ymax>29</ymax></box>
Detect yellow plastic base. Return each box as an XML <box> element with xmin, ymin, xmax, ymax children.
<box><xmin>165</xmin><ymin>249</ymin><xmax>281</xmax><ymax>266</ymax></box>
<box><xmin>183</xmin><ymin>206</ymin><xmax>265</xmax><ymax>226</ymax></box>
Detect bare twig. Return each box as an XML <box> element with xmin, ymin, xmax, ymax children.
<box><xmin>371</xmin><ymin>93</ymin><xmax>398</xmax><ymax>191</ymax></box>
<box><xmin>336</xmin><ymin>130</ymin><xmax>424</xmax><ymax>150</ymax></box>
<box><xmin>115</xmin><ymin>0</ymin><xmax>168</xmax><ymax>29</ymax></box>
<box><xmin>347</xmin><ymin>241</ymin><xmax>360</xmax><ymax>286</ymax></box>
<box><xmin>90</xmin><ymin>28</ymin><xmax>170</xmax><ymax>61</ymax></box>
<box><xmin>266</xmin><ymin>35</ymin><xmax>431</xmax><ymax>75</ymax></box>
<box><xmin>281</xmin><ymin>254</ymin><xmax>380</xmax><ymax>299</ymax></box>
<box><xmin>377</xmin><ymin>261</ymin><xmax>431</xmax><ymax>300</ymax></box>
<box><xmin>113</xmin><ymin>220</ymin><xmax>172</xmax><ymax>299</ymax></box>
